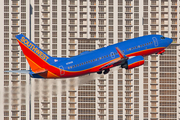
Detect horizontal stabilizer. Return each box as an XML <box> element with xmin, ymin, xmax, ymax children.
<box><xmin>4</xmin><ymin>70</ymin><xmax>31</xmax><ymax>74</ymax></box>
<box><xmin>32</xmin><ymin>68</ymin><xmax>47</xmax><ymax>74</ymax></box>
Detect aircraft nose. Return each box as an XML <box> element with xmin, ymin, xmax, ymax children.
<box><xmin>168</xmin><ymin>38</ymin><xmax>173</xmax><ymax>44</ymax></box>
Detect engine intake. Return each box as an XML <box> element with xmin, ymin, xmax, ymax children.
<box><xmin>121</xmin><ymin>56</ymin><xmax>144</xmax><ymax>69</ymax></box>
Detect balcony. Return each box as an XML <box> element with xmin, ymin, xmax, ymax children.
<box><xmin>161</xmin><ymin>21</ymin><xmax>168</xmax><ymax>25</ymax></box>
<box><xmin>41</xmin><ymin>1</ymin><xmax>50</xmax><ymax>6</ymax></box>
<box><xmin>69</xmin><ymin>104</ymin><xmax>77</xmax><ymax>109</ymax></box>
<box><xmin>12</xmin><ymin>1</ymin><xmax>19</xmax><ymax>6</ymax></box>
<box><xmin>42</xmin><ymin>14</ymin><xmax>50</xmax><ymax>19</ymax></box>
<box><xmin>162</xmin><ymin>2</ymin><xmax>168</xmax><ymax>6</ymax></box>
<box><xmin>80</xmin><ymin>2</ymin><xmax>87</xmax><ymax>6</ymax></box>
<box><xmin>172</xmin><ymin>2</ymin><xmax>177</xmax><ymax>6</ymax></box>
<box><xmin>151</xmin><ymin>15</ymin><xmax>158</xmax><ymax>19</ymax></box>
<box><xmin>90</xmin><ymin>9</ymin><xmax>96</xmax><ymax>13</ymax></box>
<box><xmin>151</xmin><ymin>98</ymin><xmax>158</xmax><ymax>101</ymax></box>
<box><xmin>99</xmin><ymin>1</ymin><xmax>106</xmax><ymax>6</ymax></box>
<box><xmin>12</xmin><ymin>8</ymin><xmax>19</xmax><ymax>14</ymax></box>
<box><xmin>151</xmin><ymin>1</ymin><xmax>158</xmax><ymax>6</ymax></box>
<box><xmin>171</xmin><ymin>15</ymin><xmax>177</xmax><ymax>19</ymax></box>
<box><xmin>98</xmin><ymin>112</ymin><xmax>106</xmax><ymax>116</ymax></box>
<box><xmin>151</xmin><ymin>22</ymin><xmax>158</xmax><ymax>25</ymax></box>
<box><xmin>125</xmin><ymin>2</ymin><xmax>132</xmax><ymax>7</ymax></box>
<box><xmin>151</xmin><ymin>86</ymin><xmax>158</xmax><ymax>91</ymax></box>
<box><xmin>161</xmin><ymin>27</ymin><xmax>168</xmax><ymax>31</ymax></box>
<box><xmin>161</xmin><ymin>8</ymin><xmax>168</xmax><ymax>13</ymax></box>
<box><xmin>151</xmin><ymin>8</ymin><xmax>159</xmax><ymax>12</ymax></box>
<box><xmin>97</xmin><ymin>87</ymin><xmax>106</xmax><ymax>91</ymax></box>
<box><xmin>90</xmin><ymin>2</ymin><xmax>96</xmax><ymax>6</ymax></box>
<box><xmin>98</xmin><ymin>99</ymin><xmax>106</xmax><ymax>103</ymax></box>
<box><xmin>42</xmin><ymin>8</ymin><xmax>50</xmax><ymax>13</ymax></box>
<box><xmin>69</xmin><ymin>40</ymin><xmax>76</xmax><ymax>45</ymax></box>
<box><xmin>12</xmin><ymin>14</ymin><xmax>19</xmax><ymax>20</ymax></box>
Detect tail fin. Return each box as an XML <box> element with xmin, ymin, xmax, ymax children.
<box><xmin>16</xmin><ymin>34</ymin><xmax>51</xmax><ymax>73</ymax></box>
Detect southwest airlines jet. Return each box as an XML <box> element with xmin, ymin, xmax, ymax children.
<box><xmin>6</xmin><ymin>34</ymin><xmax>172</xmax><ymax>79</ymax></box>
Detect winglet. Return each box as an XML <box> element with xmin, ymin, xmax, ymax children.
<box><xmin>115</xmin><ymin>47</ymin><xmax>126</xmax><ymax>58</ymax></box>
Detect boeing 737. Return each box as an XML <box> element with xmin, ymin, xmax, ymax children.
<box><xmin>6</xmin><ymin>34</ymin><xmax>172</xmax><ymax>78</ymax></box>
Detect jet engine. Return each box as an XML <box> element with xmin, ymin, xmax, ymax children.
<box><xmin>121</xmin><ymin>56</ymin><xmax>144</xmax><ymax>69</ymax></box>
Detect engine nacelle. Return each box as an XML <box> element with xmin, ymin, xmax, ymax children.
<box><xmin>121</xmin><ymin>56</ymin><xmax>144</xmax><ymax>69</ymax></box>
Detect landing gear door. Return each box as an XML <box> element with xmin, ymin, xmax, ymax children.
<box><xmin>59</xmin><ymin>65</ymin><xmax>65</xmax><ymax>76</ymax></box>
<box><xmin>152</xmin><ymin>37</ymin><xmax>158</xmax><ymax>47</ymax></box>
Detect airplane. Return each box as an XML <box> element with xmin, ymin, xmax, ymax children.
<box><xmin>5</xmin><ymin>34</ymin><xmax>173</xmax><ymax>79</ymax></box>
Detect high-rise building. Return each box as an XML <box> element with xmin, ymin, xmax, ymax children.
<box><xmin>1</xmin><ymin>0</ymin><xmax>30</xmax><ymax>120</ymax></box>
<box><xmin>0</xmin><ymin>0</ymin><xmax>179</xmax><ymax>120</ymax></box>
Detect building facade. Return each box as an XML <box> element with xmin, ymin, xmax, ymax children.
<box><xmin>1</xmin><ymin>0</ymin><xmax>179</xmax><ymax>120</ymax></box>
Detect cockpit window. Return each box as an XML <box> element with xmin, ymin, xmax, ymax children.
<box><xmin>161</xmin><ymin>36</ymin><xmax>165</xmax><ymax>39</ymax></box>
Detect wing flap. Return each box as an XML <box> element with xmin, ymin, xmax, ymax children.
<box><xmin>100</xmin><ymin>58</ymin><xmax>126</xmax><ymax>70</ymax></box>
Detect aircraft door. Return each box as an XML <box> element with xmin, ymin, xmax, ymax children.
<box><xmin>152</xmin><ymin>37</ymin><xmax>158</xmax><ymax>47</ymax></box>
<box><xmin>59</xmin><ymin>65</ymin><xmax>65</xmax><ymax>76</ymax></box>
<box><xmin>110</xmin><ymin>52</ymin><xmax>115</xmax><ymax>59</ymax></box>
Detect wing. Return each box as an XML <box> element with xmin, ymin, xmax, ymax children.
<box><xmin>99</xmin><ymin>47</ymin><xmax>128</xmax><ymax>70</ymax></box>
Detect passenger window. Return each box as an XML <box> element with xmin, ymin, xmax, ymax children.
<box><xmin>147</xmin><ymin>43</ymin><xmax>148</xmax><ymax>45</ymax></box>
<box><xmin>140</xmin><ymin>45</ymin><xmax>142</xmax><ymax>47</ymax></box>
<box><xmin>104</xmin><ymin>56</ymin><xmax>106</xmax><ymax>58</ymax></box>
<box><xmin>72</xmin><ymin>66</ymin><xmax>74</xmax><ymax>68</ymax></box>
<box><xmin>151</xmin><ymin>42</ymin><xmax>153</xmax><ymax>44</ymax></box>
<box><xmin>143</xmin><ymin>44</ymin><xmax>144</xmax><ymax>46</ymax></box>
<box><xmin>75</xmin><ymin>65</ymin><xmax>77</xmax><ymax>67</ymax></box>
<box><xmin>68</xmin><ymin>67</ymin><xmax>70</xmax><ymax>69</ymax></box>
<box><xmin>82</xmin><ymin>63</ymin><xmax>84</xmax><ymax>65</ymax></box>
<box><xmin>77</xmin><ymin>64</ymin><xmax>79</xmax><ymax>67</ymax></box>
<box><xmin>91</xmin><ymin>60</ymin><xmax>93</xmax><ymax>62</ymax></box>
<box><xmin>134</xmin><ymin>47</ymin><xmax>136</xmax><ymax>49</ymax></box>
<box><xmin>84</xmin><ymin>62</ymin><xmax>86</xmax><ymax>64</ymax></box>
<box><xmin>107</xmin><ymin>55</ymin><xmax>108</xmax><ymax>57</ymax></box>
<box><xmin>102</xmin><ymin>56</ymin><xmax>104</xmax><ymax>59</ymax></box>
<box><xmin>86</xmin><ymin>61</ymin><xmax>88</xmax><ymax>63</ymax></box>
<box><xmin>127</xmin><ymin>49</ymin><xmax>129</xmax><ymax>51</ymax></box>
<box><xmin>97</xmin><ymin>58</ymin><xmax>99</xmax><ymax>60</ymax></box>
<box><xmin>95</xmin><ymin>59</ymin><xmax>97</xmax><ymax>61</ymax></box>
<box><xmin>70</xmin><ymin>66</ymin><xmax>72</xmax><ymax>68</ymax></box>
<box><xmin>129</xmin><ymin>48</ymin><xmax>131</xmax><ymax>50</ymax></box>
<box><xmin>145</xmin><ymin>43</ymin><xmax>146</xmax><ymax>46</ymax></box>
